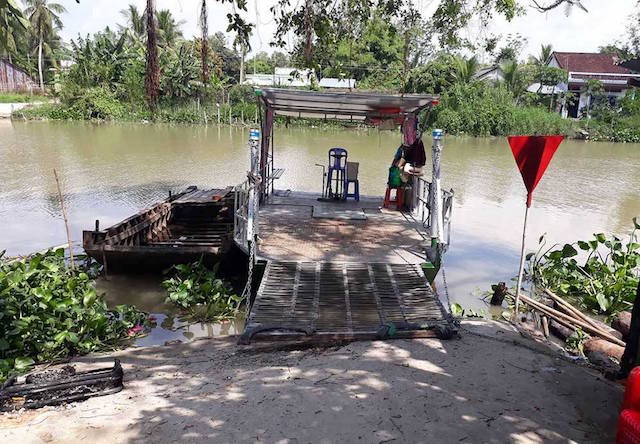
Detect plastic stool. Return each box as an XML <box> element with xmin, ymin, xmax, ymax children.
<box><xmin>383</xmin><ymin>186</ymin><xmax>404</xmax><ymax>210</ymax></box>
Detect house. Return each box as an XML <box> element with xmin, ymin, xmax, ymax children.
<box><xmin>474</xmin><ymin>66</ymin><xmax>504</xmax><ymax>83</ymax></box>
<box><xmin>0</xmin><ymin>58</ymin><xmax>38</xmax><ymax>93</ymax></box>
<box><xmin>318</xmin><ymin>78</ymin><xmax>356</xmax><ymax>89</ymax></box>
<box><xmin>548</xmin><ymin>52</ymin><xmax>640</xmax><ymax>118</ymax></box>
<box><xmin>244</xmin><ymin>67</ymin><xmax>316</xmax><ymax>88</ymax></box>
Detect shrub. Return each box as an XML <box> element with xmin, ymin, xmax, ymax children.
<box><xmin>162</xmin><ymin>261</ymin><xmax>242</xmax><ymax>322</ymax></box>
<box><xmin>530</xmin><ymin>219</ymin><xmax>640</xmax><ymax>316</ymax></box>
<box><xmin>0</xmin><ymin>249</ymin><xmax>151</xmax><ymax>382</ymax></box>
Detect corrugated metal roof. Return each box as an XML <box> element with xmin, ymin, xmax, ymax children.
<box><xmin>258</xmin><ymin>88</ymin><xmax>438</xmax><ymax>120</ymax></box>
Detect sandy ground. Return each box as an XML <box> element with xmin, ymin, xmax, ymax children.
<box><xmin>0</xmin><ymin>321</ymin><xmax>623</xmax><ymax>444</ymax></box>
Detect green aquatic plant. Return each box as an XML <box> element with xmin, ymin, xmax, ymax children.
<box><xmin>162</xmin><ymin>261</ymin><xmax>242</xmax><ymax>322</ymax></box>
<box><xmin>0</xmin><ymin>249</ymin><xmax>150</xmax><ymax>382</ymax></box>
<box><xmin>566</xmin><ymin>328</ymin><xmax>588</xmax><ymax>356</ymax></box>
<box><xmin>530</xmin><ymin>219</ymin><xmax>640</xmax><ymax>316</ymax></box>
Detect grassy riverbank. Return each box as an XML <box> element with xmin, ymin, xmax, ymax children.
<box><xmin>13</xmin><ymin>85</ymin><xmax>640</xmax><ymax>143</ymax></box>
<box><xmin>0</xmin><ymin>93</ymin><xmax>49</xmax><ymax>103</ymax></box>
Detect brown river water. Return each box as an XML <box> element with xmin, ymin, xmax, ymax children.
<box><xmin>2</xmin><ymin>120</ymin><xmax>639</xmax><ymax>343</ymax></box>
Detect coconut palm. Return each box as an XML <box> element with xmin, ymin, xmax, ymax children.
<box><xmin>119</xmin><ymin>4</ymin><xmax>146</xmax><ymax>43</ymax></box>
<box><xmin>0</xmin><ymin>0</ymin><xmax>29</xmax><ymax>62</ymax></box>
<box><xmin>25</xmin><ymin>0</ymin><xmax>66</xmax><ymax>92</ymax></box>
<box><xmin>453</xmin><ymin>55</ymin><xmax>479</xmax><ymax>84</ymax></box>
<box><xmin>145</xmin><ymin>0</ymin><xmax>159</xmax><ymax>107</ymax></box>
<box><xmin>156</xmin><ymin>9</ymin><xmax>184</xmax><ymax>47</ymax></box>
<box><xmin>531</xmin><ymin>44</ymin><xmax>553</xmax><ymax>67</ymax></box>
<box><xmin>199</xmin><ymin>0</ymin><xmax>209</xmax><ymax>84</ymax></box>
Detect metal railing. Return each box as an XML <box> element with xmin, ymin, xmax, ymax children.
<box><xmin>233</xmin><ymin>179</ymin><xmax>250</xmax><ymax>252</ymax></box>
<box><xmin>413</xmin><ymin>176</ymin><xmax>454</xmax><ymax>247</ymax></box>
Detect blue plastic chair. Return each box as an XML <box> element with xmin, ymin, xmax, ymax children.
<box><xmin>326</xmin><ymin>148</ymin><xmax>348</xmax><ymax>199</ymax></box>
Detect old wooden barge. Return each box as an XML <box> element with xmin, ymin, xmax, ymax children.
<box><xmin>83</xmin><ymin>186</ymin><xmax>235</xmax><ymax>271</ymax></box>
<box><xmin>234</xmin><ymin>88</ymin><xmax>456</xmax><ymax>344</ymax></box>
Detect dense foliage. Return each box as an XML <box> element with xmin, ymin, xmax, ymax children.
<box><xmin>4</xmin><ymin>1</ymin><xmax>640</xmax><ymax>141</ymax></box>
<box><xmin>0</xmin><ymin>249</ymin><xmax>151</xmax><ymax>382</ymax></box>
<box><xmin>426</xmin><ymin>82</ymin><xmax>573</xmax><ymax>137</ymax></box>
<box><xmin>530</xmin><ymin>220</ymin><xmax>640</xmax><ymax>316</ymax></box>
<box><xmin>162</xmin><ymin>261</ymin><xmax>242</xmax><ymax>323</ymax></box>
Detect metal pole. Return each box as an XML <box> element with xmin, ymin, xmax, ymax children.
<box><xmin>247</xmin><ymin>129</ymin><xmax>260</xmax><ymax>244</ymax></box>
<box><xmin>430</xmin><ymin>129</ymin><xmax>444</xmax><ymax>243</ymax></box>
<box><xmin>514</xmin><ymin>204</ymin><xmax>530</xmax><ymax>319</ymax></box>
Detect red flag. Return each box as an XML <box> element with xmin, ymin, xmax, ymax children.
<box><xmin>508</xmin><ymin>135</ymin><xmax>564</xmax><ymax>207</ymax></box>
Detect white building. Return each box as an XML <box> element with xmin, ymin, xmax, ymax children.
<box><xmin>547</xmin><ymin>52</ymin><xmax>640</xmax><ymax>118</ymax></box>
<box><xmin>244</xmin><ymin>67</ymin><xmax>315</xmax><ymax>88</ymax></box>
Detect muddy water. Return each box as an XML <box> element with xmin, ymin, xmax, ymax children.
<box><xmin>1</xmin><ymin>120</ymin><xmax>640</xmax><ymax>340</ymax></box>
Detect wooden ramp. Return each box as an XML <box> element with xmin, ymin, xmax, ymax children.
<box><xmin>239</xmin><ymin>261</ymin><xmax>455</xmax><ymax>344</ymax></box>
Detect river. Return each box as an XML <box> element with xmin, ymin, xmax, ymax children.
<box><xmin>2</xmin><ymin>120</ymin><xmax>639</xmax><ymax>341</ymax></box>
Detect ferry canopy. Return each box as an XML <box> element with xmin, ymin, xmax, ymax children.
<box><xmin>257</xmin><ymin>88</ymin><xmax>438</xmax><ymax>121</ymax></box>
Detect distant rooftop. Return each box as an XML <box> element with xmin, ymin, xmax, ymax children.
<box><xmin>551</xmin><ymin>52</ymin><xmax>632</xmax><ymax>74</ymax></box>
<box><xmin>318</xmin><ymin>78</ymin><xmax>356</xmax><ymax>89</ymax></box>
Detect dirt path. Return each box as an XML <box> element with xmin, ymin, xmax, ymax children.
<box><xmin>0</xmin><ymin>321</ymin><xmax>623</xmax><ymax>443</ymax></box>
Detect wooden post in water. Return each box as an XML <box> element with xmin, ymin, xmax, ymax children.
<box><xmin>53</xmin><ymin>169</ymin><xmax>75</xmax><ymax>269</ymax></box>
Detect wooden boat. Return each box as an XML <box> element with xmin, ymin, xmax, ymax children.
<box><xmin>82</xmin><ymin>186</ymin><xmax>235</xmax><ymax>272</ymax></box>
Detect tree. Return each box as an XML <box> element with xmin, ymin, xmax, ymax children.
<box><xmin>25</xmin><ymin>0</ymin><xmax>66</xmax><ymax>92</ymax></box>
<box><xmin>531</xmin><ymin>44</ymin><xmax>554</xmax><ymax>66</ymax></box>
<box><xmin>581</xmin><ymin>78</ymin><xmax>605</xmax><ymax>119</ymax></box>
<box><xmin>119</xmin><ymin>4</ymin><xmax>145</xmax><ymax>43</ymax></box>
<box><xmin>453</xmin><ymin>55</ymin><xmax>479</xmax><ymax>84</ymax></box>
<box><xmin>493</xmin><ymin>33</ymin><xmax>528</xmax><ymax>64</ymax></box>
<box><xmin>145</xmin><ymin>0</ymin><xmax>159</xmax><ymax>107</ymax></box>
<box><xmin>156</xmin><ymin>9</ymin><xmax>184</xmax><ymax>47</ymax></box>
<box><xmin>599</xmin><ymin>44</ymin><xmax>636</xmax><ymax>61</ymax></box>
<box><xmin>531</xmin><ymin>0</ymin><xmax>587</xmax><ymax>14</ymax></box>
<box><xmin>628</xmin><ymin>2</ymin><xmax>640</xmax><ymax>57</ymax></box>
<box><xmin>199</xmin><ymin>0</ymin><xmax>208</xmax><ymax>84</ymax></box>
<box><xmin>404</xmin><ymin>54</ymin><xmax>456</xmax><ymax>94</ymax></box>
<box><xmin>0</xmin><ymin>0</ymin><xmax>29</xmax><ymax>63</ymax></box>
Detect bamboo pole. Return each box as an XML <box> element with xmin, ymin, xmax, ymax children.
<box><xmin>514</xmin><ymin>205</ymin><xmax>530</xmax><ymax>318</ymax></box>
<box><xmin>53</xmin><ymin>169</ymin><xmax>75</xmax><ymax>270</ymax></box>
<box><xmin>543</xmin><ymin>288</ymin><xmax>609</xmax><ymax>334</ymax></box>
<box><xmin>520</xmin><ymin>293</ymin><xmax>625</xmax><ymax>346</ymax></box>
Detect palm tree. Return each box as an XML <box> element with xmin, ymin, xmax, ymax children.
<box><xmin>1</xmin><ymin>0</ymin><xmax>29</xmax><ymax>63</ymax></box>
<box><xmin>119</xmin><ymin>4</ymin><xmax>145</xmax><ymax>43</ymax></box>
<box><xmin>25</xmin><ymin>0</ymin><xmax>66</xmax><ymax>92</ymax></box>
<box><xmin>199</xmin><ymin>0</ymin><xmax>209</xmax><ymax>84</ymax></box>
<box><xmin>532</xmin><ymin>44</ymin><xmax>553</xmax><ymax>67</ymax></box>
<box><xmin>156</xmin><ymin>9</ymin><xmax>184</xmax><ymax>47</ymax></box>
<box><xmin>145</xmin><ymin>0</ymin><xmax>159</xmax><ymax>108</ymax></box>
<box><xmin>453</xmin><ymin>56</ymin><xmax>479</xmax><ymax>84</ymax></box>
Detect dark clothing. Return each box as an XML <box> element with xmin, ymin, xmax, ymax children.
<box><xmin>405</xmin><ymin>138</ymin><xmax>427</xmax><ymax>167</ymax></box>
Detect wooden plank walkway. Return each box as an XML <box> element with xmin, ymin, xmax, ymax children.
<box><xmin>239</xmin><ymin>261</ymin><xmax>455</xmax><ymax>344</ymax></box>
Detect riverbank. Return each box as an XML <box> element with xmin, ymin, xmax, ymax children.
<box><xmin>0</xmin><ymin>320</ymin><xmax>622</xmax><ymax>443</ymax></box>
<box><xmin>11</xmin><ymin>91</ymin><xmax>640</xmax><ymax>143</ymax></box>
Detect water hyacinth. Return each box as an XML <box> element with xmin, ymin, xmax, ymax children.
<box><xmin>0</xmin><ymin>249</ymin><xmax>151</xmax><ymax>382</ymax></box>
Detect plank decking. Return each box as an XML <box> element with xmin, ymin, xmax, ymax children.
<box><xmin>240</xmin><ymin>261</ymin><xmax>453</xmax><ymax>343</ymax></box>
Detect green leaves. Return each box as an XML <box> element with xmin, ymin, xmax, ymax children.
<box><xmin>529</xmin><ymin>221</ymin><xmax>640</xmax><ymax>316</ymax></box>
<box><xmin>162</xmin><ymin>260</ymin><xmax>242</xmax><ymax>322</ymax></box>
<box><xmin>0</xmin><ymin>249</ymin><xmax>148</xmax><ymax>383</ymax></box>
<box><xmin>13</xmin><ymin>357</ymin><xmax>35</xmax><ymax>372</ymax></box>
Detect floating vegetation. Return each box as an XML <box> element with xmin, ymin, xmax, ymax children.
<box><xmin>162</xmin><ymin>261</ymin><xmax>243</xmax><ymax>323</ymax></box>
<box><xmin>0</xmin><ymin>249</ymin><xmax>152</xmax><ymax>382</ymax></box>
<box><xmin>529</xmin><ymin>219</ymin><xmax>640</xmax><ymax>316</ymax></box>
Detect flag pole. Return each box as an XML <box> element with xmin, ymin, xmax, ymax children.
<box><xmin>514</xmin><ymin>195</ymin><xmax>532</xmax><ymax>320</ymax></box>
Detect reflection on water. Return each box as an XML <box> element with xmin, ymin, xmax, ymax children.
<box><xmin>1</xmin><ymin>120</ymin><xmax>640</xmax><ymax>329</ymax></box>
<box><xmin>96</xmin><ymin>274</ymin><xmax>244</xmax><ymax>346</ymax></box>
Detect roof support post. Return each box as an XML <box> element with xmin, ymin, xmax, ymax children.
<box><xmin>430</xmin><ymin>129</ymin><xmax>445</xmax><ymax>244</ymax></box>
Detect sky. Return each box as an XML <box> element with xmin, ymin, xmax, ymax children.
<box><xmin>54</xmin><ymin>0</ymin><xmax>637</xmax><ymax>61</ymax></box>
